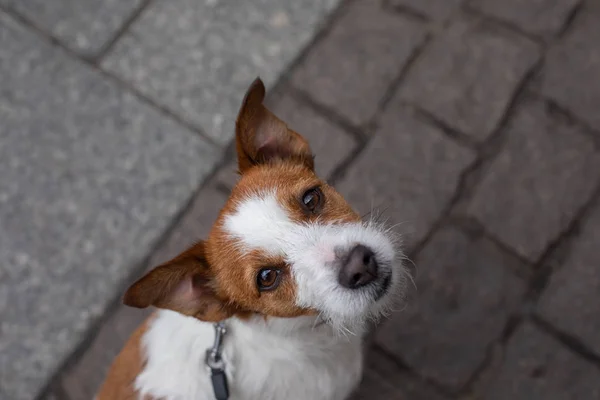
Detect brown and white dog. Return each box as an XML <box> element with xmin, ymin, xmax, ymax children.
<box><xmin>97</xmin><ymin>78</ymin><xmax>406</xmax><ymax>400</ymax></box>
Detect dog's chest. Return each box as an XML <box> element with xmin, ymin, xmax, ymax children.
<box><xmin>135</xmin><ymin>311</ymin><xmax>363</xmax><ymax>400</ymax></box>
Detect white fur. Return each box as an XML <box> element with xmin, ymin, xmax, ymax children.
<box><xmin>224</xmin><ymin>191</ymin><xmax>404</xmax><ymax>333</ymax></box>
<box><xmin>135</xmin><ymin>310</ymin><xmax>364</xmax><ymax>400</ymax></box>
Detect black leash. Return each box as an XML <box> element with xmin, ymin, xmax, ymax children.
<box><xmin>205</xmin><ymin>322</ymin><xmax>229</xmax><ymax>400</ymax></box>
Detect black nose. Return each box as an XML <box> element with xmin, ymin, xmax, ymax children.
<box><xmin>338</xmin><ymin>245</ymin><xmax>378</xmax><ymax>289</ymax></box>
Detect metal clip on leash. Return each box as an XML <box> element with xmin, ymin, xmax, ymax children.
<box><xmin>205</xmin><ymin>322</ymin><xmax>229</xmax><ymax>400</ymax></box>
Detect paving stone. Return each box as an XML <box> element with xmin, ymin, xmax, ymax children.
<box><xmin>0</xmin><ymin>0</ymin><xmax>143</xmax><ymax>56</ymax></box>
<box><xmin>336</xmin><ymin>105</ymin><xmax>475</xmax><ymax>248</ymax></box>
<box><xmin>376</xmin><ymin>226</ymin><xmax>526</xmax><ymax>389</ymax></box>
<box><xmin>484</xmin><ymin>322</ymin><xmax>600</xmax><ymax>399</ymax></box>
<box><xmin>103</xmin><ymin>0</ymin><xmax>341</xmax><ymax>145</ymax></box>
<box><xmin>537</xmin><ymin>203</ymin><xmax>600</xmax><ymax>356</ymax></box>
<box><xmin>540</xmin><ymin>4</ymin><xmax>600</xmax><ymax>132</ymax></box>
<box><xmin>292</xmin><ymin>0</ymin><xmax>426</xmax><ymax>127</ymax></box>
<box><xmin>399</xmin><ymin>16</ymin><xmax>540</xmax><ymax>141</ymax></box>
<box><xmin>464</xmin><ymin>97</ymin><xmax>600</xmax><ymax>262</ymax></box>
<box><xmin>470</xmin><ymin>0</ymin><xmax>579</xmax><ymax>37</ymax></box>
<box><xmin>0</xmin><ymin>14</ymin><xmax>219</xmax><ymax>400</ymax></box>
<box><xmin>388</xmin><ymin>0</ymin><xmax>461</xmax><ymax>20</ymax></box>
<box><xmin>148</xmin><ymin>184</ymin><xmax>229</xmax><ymax>261</ymax></box>
<box><xmin>61</xmin><ymin>185</ymin><xmax>228</xmax><ymax>399</ymax></box>
<box><xmin>350</xmin><ymin>349</ymin><xmax>448</xmax><ymax>400</ymax></box>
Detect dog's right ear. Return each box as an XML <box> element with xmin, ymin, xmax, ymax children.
<box><xmin>235</xmin><ymin>77</ymin><xmax>314</xmax><ymax>174</ymax></box>
<box><xmin>123</xmin><ymin>242</ymin><xmax>233</xmax><ymax>322</ymax></box>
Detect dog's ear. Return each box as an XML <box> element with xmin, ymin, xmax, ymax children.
<box><xmin>235</xmin><ymin>77</ymin><xmax>314</xmax><ymax>174</ymax></box>
<box><xmin>123</xmin><ymin>242</ymin><xmax>233</xmax><ymax>322</ymax></box>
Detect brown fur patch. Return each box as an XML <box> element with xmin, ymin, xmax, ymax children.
<box><xmin>96</xmin><ymin>314</ymin><xmax>155</xmax><ymax>400</ymax></box>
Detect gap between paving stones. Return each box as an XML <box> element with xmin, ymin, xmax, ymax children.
<box><xmin>461</xmin><ymin>3</ymin><xmax>547</xmax><ymax>46</ymax></box>
<box><xmin>531</xmin><ymin>315</ymin><xmax>600</xmax><ymax>368</ymax></box>
<box><xmin>524</xmin><ymin>184</ymin><xmax>600</xmax><ymax>303</ymax></box>
<box><xmin>0</xmin><ymin>0</ymin><xmax>144</xmax><ymax>57</ymax></box>
<box><xmin>91</xmin><ymin>0</ymin><xmax>153</xmax><ymax>64</ymax></box>
<box><xmin>372</xmin><ymin>342</ymin><xmax>455</xmax><ymax>397</ymax></box>
<box><xmin>554</xmin><ymin>0</ymin><xmax>585</xmax><ymax>39</ymax></box>
<box><xmin>386</xmin><ymin>0</ymin><xmax>464</xmax><ymax>22</ymax></box>
<box><xmin>383</xmin><ymin>1</ymin><xmax>431</xmax><ymax>23</ymax></box>
<box><xmin>541</xmin><ymin>97</ymin><xmax>600</xmax><ymax>150</ymax></box>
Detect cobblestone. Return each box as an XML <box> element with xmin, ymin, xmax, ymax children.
<box><xmin>337</xmin><ymin>105</ymin><xmax>475</xmax><ymax>248</ymax></box>
<box><xmin>375</xmin><ymin>226</ymin><xmax>526</xmax><ymax>388</ymax></box>
<box><xmin>483</xmin><ymin>322</ymin><xmax>600</xmax><ymax>400</ymax></box>
<box><xmin>399</xmin><ymin>15</ymin><xmax>540</xmax><ymax>141</ymax></box>
<box><xmin>464</xmin><ymin>97</ymin><xmax>600</xmax><ymax>262</ymax></box>
<box><xmin>103</xmin><ymin>0</ymin><xmax>340</xmax><ymax>145</ymax></box>
<box><xmin>292</xmin><ymin>0</ymin><xmax>426</xmax><ymax>127</ymax></box>
<box><xmin>0</xmin><ymin>0</ymin><xmax>143</xmax><ymax>56</ymax></box>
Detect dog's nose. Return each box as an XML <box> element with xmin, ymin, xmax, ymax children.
<box><xmin>338</xmin><ymin>245</ymin><xmax>378</xmax><ymax>289</ymax></box>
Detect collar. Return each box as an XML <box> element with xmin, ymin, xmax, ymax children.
<box><xmin>205</xmin><ymin>322</ymin><xmax>229</xmax><ymax>400</ymax></box>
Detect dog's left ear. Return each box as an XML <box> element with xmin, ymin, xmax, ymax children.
<box><xmin>235</xmin><ymin>77</ymin><xmax>314</xmax><ymax>174</ymax></box>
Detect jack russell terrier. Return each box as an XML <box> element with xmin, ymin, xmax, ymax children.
<box><xmin>97</xmin><ymin>78</ymin><xmax>406</xmax><ymax>400</ymax></box>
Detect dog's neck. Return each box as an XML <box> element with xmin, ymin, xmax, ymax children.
<box><xmin>227</xmin><ymin>313</ymin><xmax>350</xmax><ymax>338</ymax></box>
<box><xmin>134</xmin><ymin>310</ymin><xmax>364</xmax><ymax>400</ymax></box>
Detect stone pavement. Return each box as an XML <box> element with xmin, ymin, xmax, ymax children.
<box><xmin>3</xmin><ymin>0</ymin><xmax>600</xmax><ymax>399</ymax></box>
<box><xmin>0</xmin><ymin>0</ymin><xmax>339</xmax><ymax>399</ymax></box>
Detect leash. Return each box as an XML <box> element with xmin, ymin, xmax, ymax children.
<box><xmin>205</xmin><ymin>322</ymin><xmax>229</xmax><ymax>400</ymax></box>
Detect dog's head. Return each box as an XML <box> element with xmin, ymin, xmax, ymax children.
<box><xmin>124</xmin><ymin>78</ymin><xmax>406</xmax><ymax>333</ymax></box>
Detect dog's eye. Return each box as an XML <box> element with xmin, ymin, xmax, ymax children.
<box><xmin>257</xmin><ymin>268</ymin><xmax>281</xmax><ymax>291</ymax></box>
<box><xmin>301</xmin><ymin>187</ymin><xmax>323</xmax><ymax>212</ymax></box>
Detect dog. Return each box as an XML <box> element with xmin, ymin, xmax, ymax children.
<box><xmin>97</xmin><ymin>78</ymin><xmax>406</xmax><ymax>400</ymax></box>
